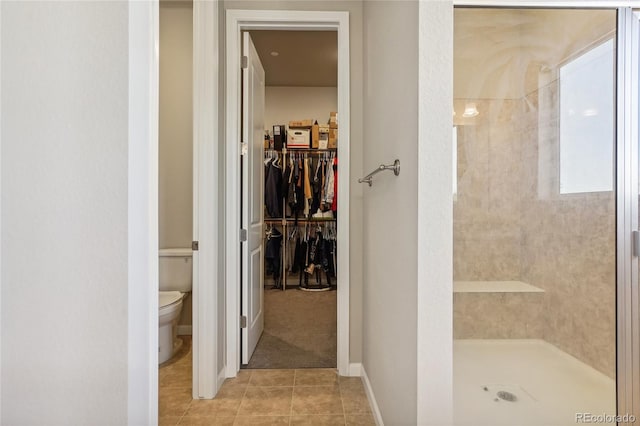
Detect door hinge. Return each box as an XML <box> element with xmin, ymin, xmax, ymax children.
<box><xmin>633</xmin><ymin>231</ymin><xmax>639</xmax><ymax>257</ymax></box>
<box><xmin>241</xmin><ymin>142</ymin><xmax>248</xmax><ymax>156</ymax></box>
<box><xmin>240</xmin><ymin>315</ymin><xmax>247</xmax><ymax>328</ymax></box>
<box><xmin>240</xmin><ymin>229</ymin><xmax>248</xmax><ymax>242</ymax></box>
<box><xmin>241</xmin><ymin>55</ymin><xmax>248</xmax><ymax>69</ymax></box>
<box><xmin>192</xmin><ymin>241</ymin><xmax>199</xmax><ymax>251</ymax></box>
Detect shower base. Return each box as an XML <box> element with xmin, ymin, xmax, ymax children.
<box><xmin>454</xmin><ymin>339</ymin><xmax>616</xmax><ymax>426</ymax></box>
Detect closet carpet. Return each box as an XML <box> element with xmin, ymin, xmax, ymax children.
<box><xmin>246</xmin><ymin>287</ymin><xmax>337</xmax><ymax>369</ymax></box>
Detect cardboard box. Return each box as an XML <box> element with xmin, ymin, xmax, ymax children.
<box><xmin>312</xmin><ymin>124</ymin><xmax>319</xmax><ymax>149</ymax></box>
<box><xmin>318</xmin><ymin>132</ymin><xmax>329</xmax><ymax>149</ymax></box>
<box><xmin>329</xmin><ymin>112</ymin><xmax>338</xmax><ymax>129</ymax></box>
<box><xmin>273</xmin><ymin>125</ymin><xmax>286</xmax><ymax>150</ymax></box>
<box><xmin>318</xmin><ymin>124</ymin><xmax>330</xmax><ymax>134</ymax></box>
<box><xmin>328</xmin><ymin>128</ymin><xmax>337</xmax><ymax>148</ymax></box>
<box><xmin>289</xmin><ymin>119</ymin><xmax>314</xmax><ymax>128</ymax></box>
<box><xmin>287</xmin><ymin>128</ymin><xmax>311</xmax><ymax>148</ymax></box>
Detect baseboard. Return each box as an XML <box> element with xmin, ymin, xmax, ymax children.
<box><xmin>348</xmin><ymin>362</ymin><xmax>362</xmax><ymax>377</ymax></box>
<box><xmin>361</xmin><ymin>365</ymin><xmax>384</xmax><ymax>426</ymax></box>
<box><xmin>217</xmin><ymin>367</ymin><xmax>226</xmax><ymax>392</ymax></box>
<box><xmin>177</xmin><ymin>325</ymin><xmax>192</xmax><ymax>335</ymax></box>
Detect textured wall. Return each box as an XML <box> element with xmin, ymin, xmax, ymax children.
<box><xmin>362</xmin><ymin>1</ymin><xmax>419</xmax><ymax>424</ymax></box>
<box><xmin>1</xmin><ymin>2</ymin><xmax>129</xmax><ymax>423</ymax></box>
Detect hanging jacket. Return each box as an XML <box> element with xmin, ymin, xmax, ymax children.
<box><xmin>265</xmin><ymin>159</ymin><xmax>282</xmax><ymax>218</ymax></box>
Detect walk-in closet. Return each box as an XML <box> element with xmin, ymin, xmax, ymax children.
<box><xmin>242</xmin><ymin>30</ymin><xmax>338</xmax><ymax>369</ymax></box>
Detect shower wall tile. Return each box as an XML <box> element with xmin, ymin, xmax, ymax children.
<box><xmin>453</xmin><ymin>82</ymin><xmax>616</xmax><ymax>378</ymax></box>
<box><xmin>453</xmin><ymin>292</ymin><xmax>544</xmax><ymax>339</ymax></box>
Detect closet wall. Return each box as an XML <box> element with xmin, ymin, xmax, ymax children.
<box><xmin>265</xmin><ymin>86</ymin><xmax>337</xmax><ymax>130</ymax></box>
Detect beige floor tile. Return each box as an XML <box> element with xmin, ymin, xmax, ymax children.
<box><xmin>186</xmin><ymin>383</ymin><xmax>246</xmax><ymax>417</ymax></box>
<box><xmin>159</xmin><ymin>416</ymin><xmax>182</xmax><ymax>426</ymax></box>
<box><xmin>159</xmin><ymin>387</ymin><xmax>193</xmax><ymax>417</ymax></box>
<box><xmin>233</xmin><ymin>415</ymin><xmax>290</xmax><ymax>425</ymax></box>
<box><xmin>178</xmin><ymin>415</ymin><xmax>236</xmax><ymax>425</ymax></box>
<box><xmin>295</xmin><ymin>369</ymin><xmax>338</xmax><ymax>386</ymax></box>
<box><xmin>292</xmin><ymin>385</ymin><xmax>344</xmax><ymax>415</ymax></box>
<box><xmin>339</xmin><ymin>384</ymin><xmax>371</xmax><ymax>415</ymax></box>
<box><xmin>227</xmin><ymin>370</ymin><xmax>252</xmax><ymax>385</ymax></box>
<box><xmin>345</xmin><ymin>414</ymin><xmax>376</xmax><ymax>426</ymax></box>
<box><xmin>160</xmin><ymin>367</ymin><xmax>193</xmax><ymax>389</ymax></box>
<box><xmin>337</xmin><ymin>377</ymin><xmax>363</xmax><ymax>389</ymax></box>
<box><xmin>237</xmin><ymin>386</ymin><xmax>293</xmax><ymax>416</ymax></box>
<box><xmin>249</xmin><ymin>369</ymin><xmax>296</xmax><ymax>386</ymax></box>
<box><xmin>290</xmin><ymin>414</ymin><xmax>346</xmax><ymax>425</ymax></box>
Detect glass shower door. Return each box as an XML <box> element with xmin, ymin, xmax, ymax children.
<box><xmin>453</xmin><ymin>8</ymin><xmax>619</xmax><ymax>425</ymax></box>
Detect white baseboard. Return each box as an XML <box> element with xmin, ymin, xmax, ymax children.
<box><xmin>348</xmin><ymin>362</ymin><xmax>362</xmax><ymax>377</ymax></box>
<box><xmin>361</xmin><ymin>365</ymin><xmax>384</xmax><ymax>426</ymax></box>
<box><xmin>217</xmin><ymin>367</ymin><xmax>226</xmax><ymax>392</ymax></box>
<box><xmin>177</xmin><ymin>325</ymin><xmax>192</xmax><ymax>335</ymax></box>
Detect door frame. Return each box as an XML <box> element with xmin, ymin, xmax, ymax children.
<box><xmin>225</xmin><ymin>9</ymin><xmax>351</xmax><ymax>377</ymax></box>
<box><xmin>450</xmin><ymin>2</ymin><xmax>639</xmax><ymax>424</ymax></box>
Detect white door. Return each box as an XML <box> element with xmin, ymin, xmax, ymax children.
<box><xmin>241</xmin><ymin>32</ymin><xmax>265</xmax><ymax>364</ymax></box>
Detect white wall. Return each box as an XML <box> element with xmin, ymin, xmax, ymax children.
<box><xmin>362</xmin><ymin>1</ymin><xmax>419</xmax><ymax>424</ymax></box>
<box><xmin>265</xmin><ymin>86</ymin><xmax>337</xmax><ymax>130</ymax></box>
<box><xmin>1</xmin><ymin>1</ymin><xmax>130</xmax><ymax>424</ymax></box>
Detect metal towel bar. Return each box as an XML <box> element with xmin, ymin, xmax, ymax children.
<box><xmin>358</xmin><ymin>159</ymin><xmax>400</xmax><ymax>187</ymax></box>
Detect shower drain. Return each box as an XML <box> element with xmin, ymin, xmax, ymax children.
<box><xmin>496</xmin><ymin>391</ymin><xmax>518</xmax><ymax>402</ymax></box>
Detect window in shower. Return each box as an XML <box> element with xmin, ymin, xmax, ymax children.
<box><xmin>559</xmin><ymin>38</ymin><xmax>615</xmax><ymax>194</ymax></box>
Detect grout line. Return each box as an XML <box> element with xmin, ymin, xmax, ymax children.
<box><xmin>339</xmin><ymin>375</ymin><xmax>347</xmax><ymax>426</ymax></box>
<box><xmin>289</xmin><ymin>369</ymin><xmax>296</xmax><ymax>425</ymax></box>
<box><xmin>236</xmin><ymin>369</ymin><xmax>252</xmax><ymax>418</ymax></box>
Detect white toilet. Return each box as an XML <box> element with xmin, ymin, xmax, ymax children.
<box><xmin>159</xmin><ymin>247</ymin><xmax>192</xmax><ymax>364</ymax></box>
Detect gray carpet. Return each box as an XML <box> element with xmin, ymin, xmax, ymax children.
<box><xmin>246</xmin><ymin>287</ymin><xmax>337</xmax><ymax>369</ymax></box>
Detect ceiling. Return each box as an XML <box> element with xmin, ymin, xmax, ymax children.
<box><xmin>454</xmin><ymin>8</ymin><xmax>615</xmax><ymax>100</ymax></box>
<box><xmin>248</xmin><ymin>30</ymin><xmax>337</xmax><ymax>87</ymax></box>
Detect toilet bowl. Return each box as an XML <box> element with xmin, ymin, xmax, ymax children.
<box><xmin>158</xmin><ymin>248</ymin><xmax>192</xmax><ymax>364</ymax></box>
<box><xmin>159</xmin><ymin>291</ymin><xmax>185</xmax><ymax>364</ymax></box>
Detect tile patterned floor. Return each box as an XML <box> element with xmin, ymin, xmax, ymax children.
<box><xmin>159</xmin><ymin>337</ymin><xmax>375</xmax><ymax>426</ymax></box>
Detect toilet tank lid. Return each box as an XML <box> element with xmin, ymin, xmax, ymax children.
<box><xmin>159</xmin><ymin>247</ymin><xmax>192</xmax><ymax>257</ymax></box>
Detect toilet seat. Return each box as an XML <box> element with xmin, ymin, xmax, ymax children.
<box><xmin>159</xmin><ymin>290</ymin><xmax>183</xmax><ymax>310</ymax></box>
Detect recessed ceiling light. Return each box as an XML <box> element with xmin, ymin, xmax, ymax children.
<box><xmin>270</xmin><ymin>51</ymin><xmax>279</xmax><ymax>57</ymax></box>
<box><xmin>462</xmin><ymin>102</ymin><xmax>479</xmax><ymax>118</ymax></box>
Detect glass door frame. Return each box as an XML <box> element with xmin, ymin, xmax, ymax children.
<box><xmin>617</xmin><ymin>7</ymin><xmax>640</xmax><ymax>425</ymax></box>
<box><xmin>451</xmin><ymin>2</ymin><xmax>639</xmax><ymax>423</ymax></box>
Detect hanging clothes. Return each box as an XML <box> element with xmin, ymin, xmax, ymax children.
<box><xmin>323</xmin><ymin>156</ymin><xmax>335</xmax><ymax>207</ymax></box>
<box><xmin>332</xmin><ymin>156</ymin><xmax>338</xmax><ymax>213</ymax></box>
<box><xmin>265</xmin><ymin>226</ymin><xmax>283</xmax><ymax>285</ymax></box>
<box><xmin>265</xmin><ymin>158</ymin><xmax>282</xmax><ymax>218</ymax></box>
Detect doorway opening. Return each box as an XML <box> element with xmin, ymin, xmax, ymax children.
<box><xmin>225</xmin><ymin>10</ymin><xmax>351</xmax><ymax>378</ymax></box>
<box><xmin>241</xmin><ymin>29</ymin><xmax>339</xmax><ymax>369</ymax></box>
